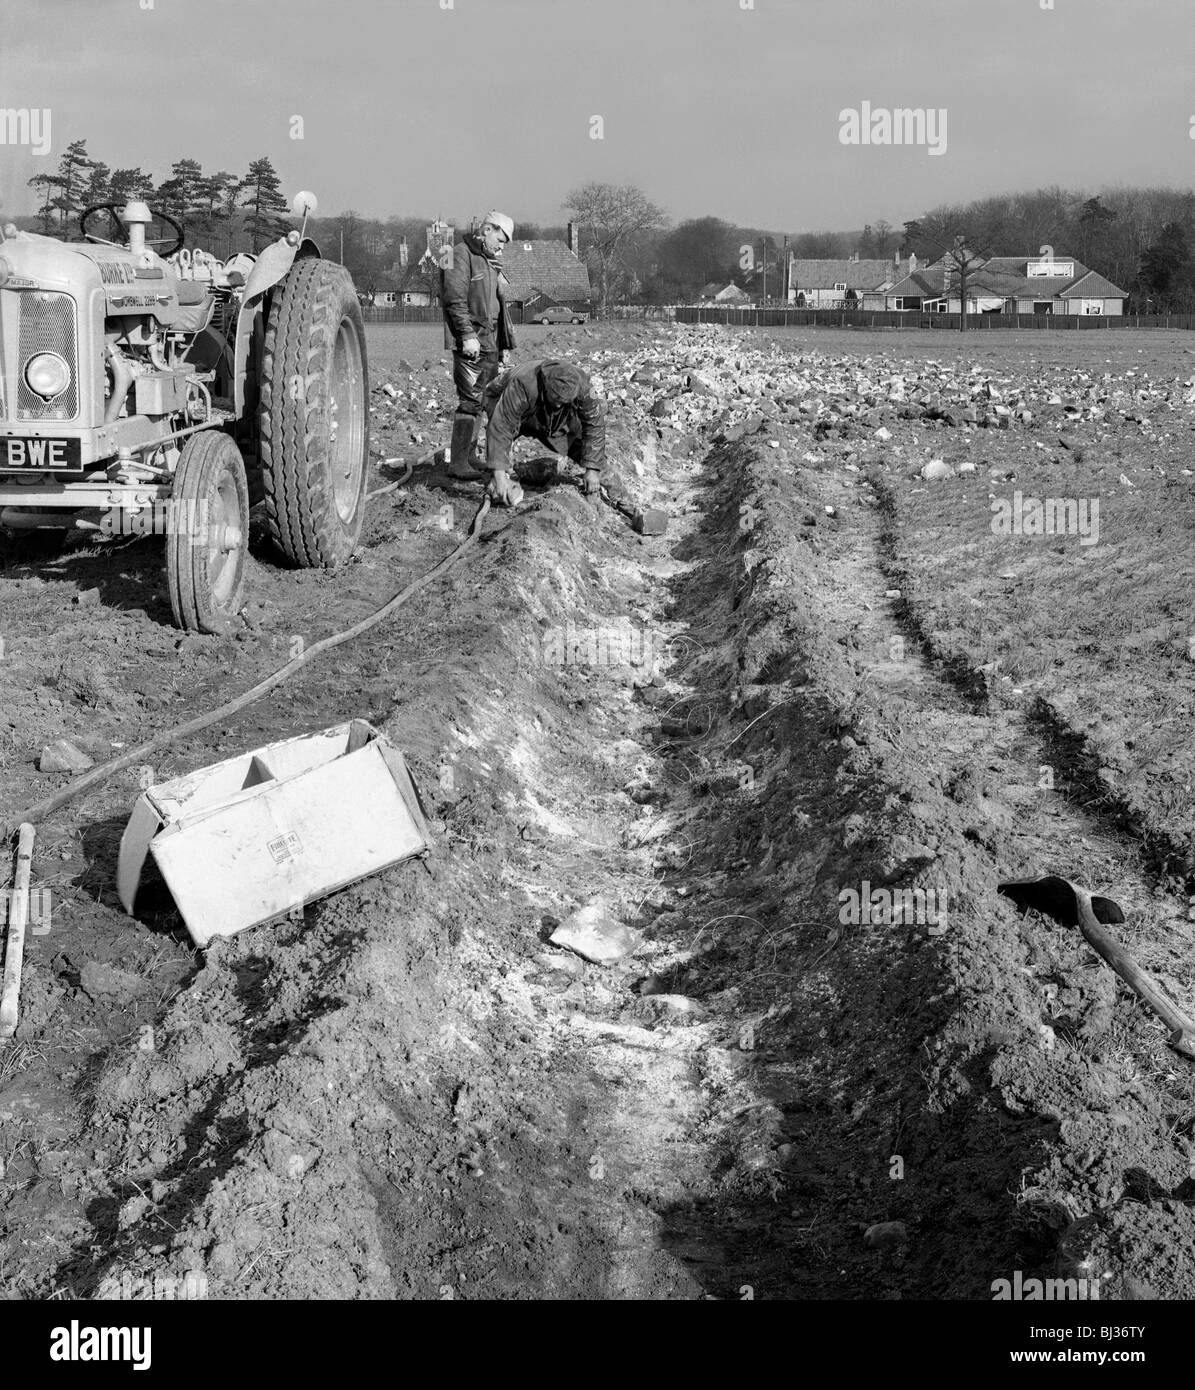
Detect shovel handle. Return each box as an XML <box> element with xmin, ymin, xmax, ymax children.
<box><xmin>1076</xmin><ymin>900</ymin><xmax>1195</xmax><ymax>1060</ymax></box>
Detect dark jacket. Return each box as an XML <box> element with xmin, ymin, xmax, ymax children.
<box><xmin>483</xmin><ymin>361</ymin><xmax>606</xmax><ymax>473</ymax></box>
<box><xmin>441</xmin><ymin>234</ymin><xmax>515</xmax><ymax>354</ymax></box>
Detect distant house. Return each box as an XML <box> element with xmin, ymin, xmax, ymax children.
<box><xmin>788</xmin><ymin>253</ymin><xmax>921</xmax><ymax>307</ymax></box>
<box><xmin>880</xmin><ymin>270</ymin><xmax>942</xmax><ymax>312</ymax></box>
<box><xmin>500</xmin><ymin>223</ymin><xmax>592</xmax><ymax>316</ymax></box>
<box><xmin>912</xmin><ymin>254</ymin><xmax>1126</xmax><ymax>315</ymax></box>
<box><xmin>396</xmin><ymin>261</ymin><xmax>441</xmax><ymax>308</ymax></box>
<box><xmin>705</xmin><ymin>282</ymin><xmax>751</xmax><ymax>303</ymax></box>
<box><xmin>367</xmin><ymin>277</ymin><xmax>400</xmax><ymax>308</ymax></box>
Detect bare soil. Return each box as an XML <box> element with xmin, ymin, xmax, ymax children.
<box><xmin>1</xmin><ymin>322</ymin><xmax>1193</xmax><ymax>1301</ymax></box>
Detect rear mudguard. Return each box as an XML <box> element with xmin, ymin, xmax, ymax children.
<box><xmin>233</xmin><ymin>236</ymin><xmax>321</xmax><ymax>416</ymax></box>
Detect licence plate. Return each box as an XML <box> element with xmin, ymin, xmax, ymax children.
<box><xmin>1</xmin><ymin>436</ymin><xmax>83</xmax><ymax>471</ymax></box>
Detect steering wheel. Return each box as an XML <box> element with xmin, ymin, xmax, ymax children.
<box><xmin>80</xmin><ymin>204</ymin><xmax>185</xmax><ymax>258</ymax></box>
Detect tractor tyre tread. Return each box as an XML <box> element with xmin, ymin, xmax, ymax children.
<box><xmin>259</xmin><ymin>258</ymin><xmax>368</xmax><ymax>569</ymax></box>
<box><xmin>167</xmin><ymin>430</ymin><xmax>249</xmax><ymax>635</ymax></box>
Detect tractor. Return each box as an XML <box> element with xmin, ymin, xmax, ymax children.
<box><xmin>0</xmin><ymin>191</ymin><xmax>369</xmax><ymax>633</ymax></box>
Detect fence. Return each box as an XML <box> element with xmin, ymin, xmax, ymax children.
<box><xmin>359</xmin><ymin>303</ymin><xmax>1195</xmax><ymax>331</ymax></box>
<box><xmin>672</xmin><ymin>307</ymin><xmax>1195</xmax><ymax>331</ymax></box>
<box><xmin>361</xmin><ymin>306</ymin><xmax>448</xmax><ymax>325</ymax></box>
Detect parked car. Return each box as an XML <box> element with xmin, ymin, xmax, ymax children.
<box><xmin>534</xmin><ymin>305</ymin><xmax>590</xmax><ymax>324</ymax></box>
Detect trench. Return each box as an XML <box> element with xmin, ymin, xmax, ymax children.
<box><xmin>4</xmin><ymin>324</ymin><xmax>1195</xmax><ymax>1300</ymax></box>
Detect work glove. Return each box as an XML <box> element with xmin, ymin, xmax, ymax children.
<box><xmin>499</xmin><ymin>350</ymin><xmax>512</xmax><ymax>369</ymax></box>
<box><xmin>461</xmin><ymin>336</ymin><xmax>481</xmax><ymax>360</ymax></box>
<box><xmin>489</xmin><ymin>469</ymin><xmax>519</xmax><ymax>507</ymax></box>
<box><xmin>583</xmin><ymin>468</ymin><xmax>602</xmax><ymax>497</ymax></box>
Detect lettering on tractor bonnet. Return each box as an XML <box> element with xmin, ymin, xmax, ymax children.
<box><xmin>98</xmin><ymin>263</ymin><xmax>135</xmax><ymax>286</ymax></box>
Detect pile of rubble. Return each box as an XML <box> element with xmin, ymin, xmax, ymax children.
<box><xmin>366</xmin><ymin>326</ymin><xmax>1195</xmax><ymax>483</ymax></box>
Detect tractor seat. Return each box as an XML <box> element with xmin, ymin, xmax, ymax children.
<box><xmin>169</xmin><ymin>298</ymin><xmax>216</xmax><ymax>334</ymax></box>
<box><xmin>174</xmin><ymin>278</ymin><xmax>212</xmax><ymax>306</ymax></box>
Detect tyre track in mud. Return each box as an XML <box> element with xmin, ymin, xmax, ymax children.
<box><xmin>643</xmin><ymin>426</ymin><xmax>1195</xmax><ymax>1298</ymax></box>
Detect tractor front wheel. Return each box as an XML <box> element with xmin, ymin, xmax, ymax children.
<box><xmin>259</xmin><ymin>258</ymin><xmax>369</xmax><ymax>568</ymax></box>
<box><xmin>167</xmin><ymin>430</ymin><xmax>249</xmax><ymax>635</ymax></box>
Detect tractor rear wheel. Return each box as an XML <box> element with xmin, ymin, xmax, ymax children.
<box><xmin>167</xmin><ymin>430</ymin><xmax>249</xmax><ymax>635</ymax></box>
<box><xmin>259</xmin><ymin>258</ymin><xmax>369</xmax><ymax>568</ymax></box>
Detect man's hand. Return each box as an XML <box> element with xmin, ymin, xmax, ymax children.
<box><xmin>461</xmin><ymin>336</ymin><xmax>481</xmax><ymax>360</ymax></box>
<box><xmin>499</xmin><ymin>350</ymin><xmax>512</xmax><ymax>369</ymax></box>
<box><xmin>583</xmin><ymin>468</ymin><xmax>602</xmax><ymax>497</ymax></box>
<box><xmin>489</xmin><ymin>469</ymin><xmax>518</xmax><ymax>506</ymax></box>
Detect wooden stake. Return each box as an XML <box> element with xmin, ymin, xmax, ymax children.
<box><xmin>0</xmin><ymin>823</ymin><xmax>36</xmax><ymax>1040</ymax></box>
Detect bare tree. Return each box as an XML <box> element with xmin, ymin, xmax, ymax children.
<box><xmin>905</xmin><ymin>222</ymin><xmax>992</xmax><ymax>331</ymax></box>
<box><xmin>563</xmin><ymin>183</ymin><xmax>668</xmax><ymax>312</ymax></box>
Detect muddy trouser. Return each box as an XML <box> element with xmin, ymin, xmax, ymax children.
<box><xmin>450</xmin><ymin>350</ymin><xmax>500</xmax><ymax>468</ymax></box>
<box><xmin>453</xmin><ymin>350</ymin><xmax>500</xmax><ymax>416</ymax></box>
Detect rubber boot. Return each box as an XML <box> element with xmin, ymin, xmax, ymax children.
<box><xmin>447</xmin><ymin>413</ymin><xmax>487</xmax><ymax>481</ymax></box>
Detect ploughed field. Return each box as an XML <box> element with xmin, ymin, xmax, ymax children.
<box><xmin>0</xmin><ymin>321</ymin><xmax>1193</xmax><ymax>1299</ymax></box>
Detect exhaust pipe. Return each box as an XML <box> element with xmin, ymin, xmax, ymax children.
<box><xmin>1</xmin><ymin>508</ymin><xmax>83</xmax><ymax>529</ymax></box>
<box><xmin>105</xmin><ymin>342</ymin><xmax>134</xmax><ymax>424</ymax></box>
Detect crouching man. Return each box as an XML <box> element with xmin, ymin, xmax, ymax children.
<box><xmin>480</xmin><ymin>360</ymin><xmax>606</xmax><ymax>505</ymax></box>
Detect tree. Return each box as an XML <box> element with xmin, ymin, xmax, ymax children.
<box><xmin>562</xmin><ymin>182</ymin><xmax>668</xmax><ymax>311</ymax></box>
<box><xmin>191</xmin><ymin>171</ymin><xmax>237</xmax><ymax>254</ymax></box>
<box><xmin>655</xmin><ymin>216</ymin><xmax>739</xmax><ymax>300</ymax></box>
<box><xmin>1138</xmin><ymin>222</ymin><xmax>1195</xmax><ymax>311</ymax></box>
<box><xmin>155</xmin><ymin>158</ymin><xmax>204</xmax><ymax>238</ymax></box>
<box><xmin>27</xmin><ymin>172</ymin><xmax>58</xmax><ymax>234</ymax></box>
<box><xmin>333</xmin><ymin>209</ymin><xmax>363</xmax><ymax>270</ymax></box>
<box><xmin>906</xmin><ymin>221</ymin><xmax>992</xmax><ymax>330</ymax></box>
<box><xmin>1077</xmin><ymin>195</ymin><xmax>1117</xmax><ymax>265</ymax></box>
<box><xmin>108</xmin><ymin>167</ymin><xmax>156</xmax><ymax>205</ymax></box>
<box><xmin>741</xmin><ymin>233</ymin><xmax>782</xmax><ymax>302</ymax></box>
<box><xmin>857</xmin><ymin>219</ymin><xmax>898</xmax><ymax>259</ymax></box>
<box><xmin>791</xmin><ymin>230</ymin><xmax>852</xmax><ymax>259</ymax></box>
<box><xmin>29</xmin><ymin>139</ymin><xmax>96</xmax><ymax>238</ymax></box>
<box><xmin>239</xmin><ymin>156</ymin><xmax>291</xmax><ymax>253</ymax></box>
<box><xmin>84</xmin><ymin>161</ymin><xmax>111</xmax><ymax>208</ymax></box>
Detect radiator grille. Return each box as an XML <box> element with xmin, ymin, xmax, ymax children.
<box><xmin>17</xmin><ymin>292</ymin><xmax>78</xmax><ymax>420</ymax></box>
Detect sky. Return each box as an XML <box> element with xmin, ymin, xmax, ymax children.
<box><xmin>0</xmin><ymin>0</ymin><xmax>1192</xmax><ymax>234</ymax></box>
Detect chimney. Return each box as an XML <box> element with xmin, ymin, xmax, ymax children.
<box><xmin>399</xmin><ymin>237</ymin><xmax>408</xmax><ymax>269</ymax></box>
<box><xmin>909</xmin><ymin>251</ymin><xmax>916</xmax><ymax>275</ymax></box>
<box><xmin>567</xmin><ymin>221</ymin><xmax>580</xmax><ymax>256</ymax></box>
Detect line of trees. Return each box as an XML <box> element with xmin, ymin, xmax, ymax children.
<box><xmin>24</xmin><ymin>140</ymin><xmax>292</xmax><ymax>254</ymax></box>
<box><xmin>901</xmin><ymin>186</ymin><xmax>1195</xmax><ymax>313</ymax></box>
<box><xmin>19</xmin><ymin>147</ymin><xmax>1195</xmax><ymax>312</ymax></box>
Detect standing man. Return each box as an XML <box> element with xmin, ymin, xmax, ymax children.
<box><xmin>480</xmin><ymin>359</ymin><xmax>606</xmax><ymax>506</ymax></box>
<box><xmin>441</xmin><ymin>211</ymin><xmax>516</xmax><ymax>480</ymax></box>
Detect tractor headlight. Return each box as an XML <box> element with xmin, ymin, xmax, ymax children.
<box><xmin>25</xmin><ymin>352</ymin><xmax>72</xmax><ymax>400</ymax></box>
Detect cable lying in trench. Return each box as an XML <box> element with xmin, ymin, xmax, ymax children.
<box><xmin>4</xmin><ymin>488</ymin><xmax>492</xmax><ymax>836</ymax></box>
